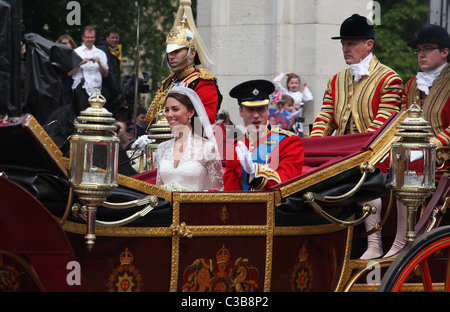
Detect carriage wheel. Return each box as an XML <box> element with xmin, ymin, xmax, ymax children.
<box><xmin>378</xmin><ymin>226</ymin><xmax>450</xmax><ymax>292</ymax></box>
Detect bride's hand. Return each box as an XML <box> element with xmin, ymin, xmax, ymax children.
<box><xmin>236</xmin><ymin>141</ymin><xmax>256</xmax><ymax>175</ymax></box>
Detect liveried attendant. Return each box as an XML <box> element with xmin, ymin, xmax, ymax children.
<box><xmin>310</xmin><ymin>14</ymin><xmax>403</xmax><ymax>260</ymax></box>
<box><xmin>224</xmin><ymin>80</ymin><xmax>304</xmax><ymax>191</ymax></box>
<box><xmin>383</xmin><ymin>24</ymin><xmax>450</xmax><ymax>258</ymax></box>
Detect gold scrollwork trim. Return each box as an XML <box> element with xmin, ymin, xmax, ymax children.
<box><xmin>274</xmin><ymin>222</ymin><xmax>350</xmax><ymax>236</ymax></box>
<box><xmin>61</xmin><ymin>219</ymin><xmax>173</xmax><ymax>237</ymax></box>
<box><xmin>172</xmin><ymin>191</ymin><xmax>273</xmax><ymax>204</ymax></box>
<box><xmin>61</xmin><ymin>217</ymin><xmax>352</xmax><ymax>239</ymax></box>
<box><xmin>187</xmin><ymin>225</ymin><xmax>269</xmax><ymax>237</ymax></box>
<box><xmin>24</xmin><ymin>115</ymin><xmax>68</xmax><ymax>177</ymax></box>
<box><xmin>279</xmin><ymin>151</ymin><xmax>373</xmax><ymax>198</ymax></box>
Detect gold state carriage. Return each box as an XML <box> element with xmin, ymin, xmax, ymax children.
<box><xmin>0</xmin><ymin>110</ymin><xmax>449</xmax><ymax>292</ymax></box>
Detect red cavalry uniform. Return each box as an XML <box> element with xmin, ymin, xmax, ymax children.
<box><xmin>401</xmin><ymin>63</ymin><xmax>450</xmax><ymax>175</ymax></box>
<box><xmin>146</xmin><ymin>66</ymin><xmax>221</xmax><ymax>125</ymax></box>
<box><xmin>224</xmin><ymin>126</ymin><xmax>304</xmax><ymax>191</ymax></box>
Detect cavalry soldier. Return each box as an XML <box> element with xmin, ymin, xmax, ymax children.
<box><xmin>145</xmin><ymin>0</ymin><xmax>222</xmax><ymax>128</ymax></box>
<box><xmin>224</xmin><ymin>80</ymin><xmax>304</xmax><ymax>191</ymax></box>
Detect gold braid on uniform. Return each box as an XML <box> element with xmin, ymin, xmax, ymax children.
<box><xmin>145</xmin><ymin>68</ymin><xmax>217</xmax><ymax>124</ymax></box>
<box><xmin>145</xmin><ymin>76</ymin><xmax>174</xmax><ymax>124</ymax></box>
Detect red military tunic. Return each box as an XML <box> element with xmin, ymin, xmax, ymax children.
<box><xmin>146</xmin><ymin>66</ymin><xmax>221</xmax><ymax>126</ymax></box>
<box><xmin>401</xmin><ymin>63</ymin><xmax>450</xmax><ymax>175</ymax></box>
<box><xmin>224</xmin><ymin>126</ymin><xmax>304</xmax><ymax>191</ymax></box>
<box><xmin>311</xmin><ymin>55</ymin><xmax>403</xmax><ymax>137</ymax></box>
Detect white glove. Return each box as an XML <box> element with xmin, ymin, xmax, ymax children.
<box><xmin>410</xmin><ymin>150</ymin><xmax>423</xmax><ymax>162</ymax></box>
<box><xmin>236</xmin><ymin>141</ymin><xmax>256</xmax><ymax>176</ymax></box>
<box><xmin>131</xmin><ymin>135</ymin><xmax>153</xmax><ymax>151</ymax></box>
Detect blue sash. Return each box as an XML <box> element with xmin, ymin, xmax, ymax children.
<box><xmin>241</xmin><ymin>132</ymin><xmax>287</xmax><ymax>190</ymax></box>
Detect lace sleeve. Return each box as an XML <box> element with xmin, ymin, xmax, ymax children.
<box><xmin>155</xmin><ymin>141</ymin><xmax>170</xmax><ymax>187</ymax></box>
<box><xmin>203</xmin><ymin>139</ymin><xmax>224</xmax><ymax>191</ymax></box>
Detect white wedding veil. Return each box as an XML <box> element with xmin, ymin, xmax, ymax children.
<box><xmin>167</xmin><ymin>86</ymin><xmax>216</xmax><ymax>142</ymax></box>
<box><xmin>166</xmin><ymin>86</ymin><xmax>222</xmax><ymax>190</ymax></box>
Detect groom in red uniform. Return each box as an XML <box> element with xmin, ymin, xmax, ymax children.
<box><xmin>224</xmin><ymin>80</ymin><xmax>304</xmax><ymax>191</ymax></box>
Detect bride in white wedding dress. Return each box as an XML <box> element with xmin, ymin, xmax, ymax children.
<box><xmin>155</xmin><ymin>86</ymin><xmax>224</xmax><ymax>191</ymax></box>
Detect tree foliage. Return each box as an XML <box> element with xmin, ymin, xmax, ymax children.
<box><xmin>374</xmin><ymin>0</ymin><xmax>429</xmax><ymax>81</ymax></box>
<box><xmin>18</xmin><ymin>0</ymin><xmax>431</xmax><ymax>97</ymax></box>
<box><xmin>20</xmin><ymin>0</ymin><xmax>196</xmax><ymax>100</ymax></box>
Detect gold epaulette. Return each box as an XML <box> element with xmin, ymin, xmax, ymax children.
<box><xmin>272</xmin><ymin>127</ymin><xmax>295</xmax><ymax>137</ymax></box>
<box><xmin>146</xmin><ymin>70</ymin><xmax>216</xmax><ymax>123</ymax></box>
<box><xmin>197</xmin><ymin>68</ymin><xmax>216</xmax><ymax>80</ymax></box>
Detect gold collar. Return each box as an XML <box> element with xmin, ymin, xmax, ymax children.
<box><xmin>175</xmin><ymin>64</ymin><xmax>196</xmax><ymax>81</ymax></box>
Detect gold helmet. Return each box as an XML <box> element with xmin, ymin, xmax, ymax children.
<box><xmin>166</xmin><ymin>24</ymin><xmax>195</xmax><ymax>54</ymax></box>
<box><xmin>166</xmin><ymin>0</ymin><xmax>214</xmax><ymax>67</ymax></box>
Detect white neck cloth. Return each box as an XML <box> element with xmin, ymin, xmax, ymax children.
<box><xmin>350</xmin><ymin>53</ymin><xmax>373</xmax><ymax>82</ymax></box>
<box><xmin>416</xmin><ymin>62</ymin><xmax>447</xmax><ymax>95</ymax></box>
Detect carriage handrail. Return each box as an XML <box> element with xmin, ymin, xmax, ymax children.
<box><xmin>304</xmin><ymin>162</ymin><xmax>375</xmax><ymax>203</ymax></box>
<box><xmin>304</xmin><ymin>198</ymin><xmax>377</xmax><ymax>227</ymax></box>
<box><xmin>303</xmin><ymin>162</ymin><xmax>378</xmax><ymax>227</ymax></box>
<box><xmin>72</xmin><ymin>200</ymin><xmax>157</xmax><ymax>227</ymax></box>
<box><xmin>102</xmin><ymin>195</ymin><xmax>159</xmax><ymax>209</ymax></box>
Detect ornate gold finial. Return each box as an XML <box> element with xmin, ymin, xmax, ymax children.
<box><xmin>181</xmin><ymin>12</ymin><xmax>187</xmax><ymax>27</ymax></box>
<box><xmin>120</xmin><ymin>248</ymin><xmax>134</xmax><ymax>265</ymax></box>
<box><xmin>88</xmin><ymin>90</ymin><xmax>107</xmax><ymax>109</ymax></box>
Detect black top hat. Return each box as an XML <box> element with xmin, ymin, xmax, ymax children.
<box><xmin>229</xmin><ymin>80</ymin><xmax>275</xmax><ymax>107</ymax></box>
<box><xmin>407</xmin><ymin>24</ymin><xmax>450</xmax><ymax>49</ymax></box>
<box><xmin>331</xmin><ymin>14</ymin><xmax>375</xmax><ymax>40</ymax></box>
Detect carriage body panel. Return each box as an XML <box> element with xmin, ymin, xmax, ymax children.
<box><xmin>2</xmin><ymin>112</ymin><xmax>449</xmax><ymax>292</ymax></box>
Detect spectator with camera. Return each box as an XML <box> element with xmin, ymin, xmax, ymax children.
<box><xmin>71</xmin><ymin>25</ymin><xmax>109</xmax><ymax>110</ymax></box>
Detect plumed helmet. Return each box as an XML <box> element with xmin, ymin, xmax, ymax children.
<box><xmin>166</xmin><ymin>25</ymin><xmax>195</xmax><ymax>54</ymax></box>
<box><xmin>166</xmin><ymin>0</ymin><xmax>214</xmax><ymax>67</ymax></box>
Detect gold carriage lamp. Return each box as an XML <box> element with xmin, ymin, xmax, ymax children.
<box><xmin>69</xmin><ymin>91</ymin><xmax>120</xmax><ymax>251</ymax></box>
<box><xmin>390</xmin><ymin>101</ymin><xmax>436</xmax><ymax>245</ymax></box>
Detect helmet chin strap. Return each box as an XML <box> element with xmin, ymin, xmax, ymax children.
<box><xmin>166</xmin><ymin>47</ymin><xmax>194</xmax><ymax>70</ymax></box>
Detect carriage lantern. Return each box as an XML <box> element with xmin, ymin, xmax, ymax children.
<box><xmin>390</xmin><ymin>101</ymin><xmax>436</xmax><ymax>245</ymax></box>
<box><xmin>69</xmin><ymin>91</ymin><xmax>120</xmax><ymax>251</ymax></box>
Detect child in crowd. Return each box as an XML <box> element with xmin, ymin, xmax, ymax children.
<box><xmin>273</xmin><ymin>73</ymin><xmax>312</xmax><ymax>137</ymax></box>
<box><xmin>277</xmin><ymin>94</ymin><xmax>294</xmax><ymax>113</ymax></box>
<box><xmin>273</xmin><ymin>72</ymin><xmax>313</xmax><ymax>110</ymax></box>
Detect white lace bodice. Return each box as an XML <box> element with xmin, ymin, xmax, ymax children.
<box><xmin>155</xmin><ymin>133</ymin><xmax>224</xmax><ymax>191</ymax></box>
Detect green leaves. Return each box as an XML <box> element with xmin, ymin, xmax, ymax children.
<box><xmin>374</xmin><ymin>0</ymin><xmax>428</xmax><ymax>81</ymax></box>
